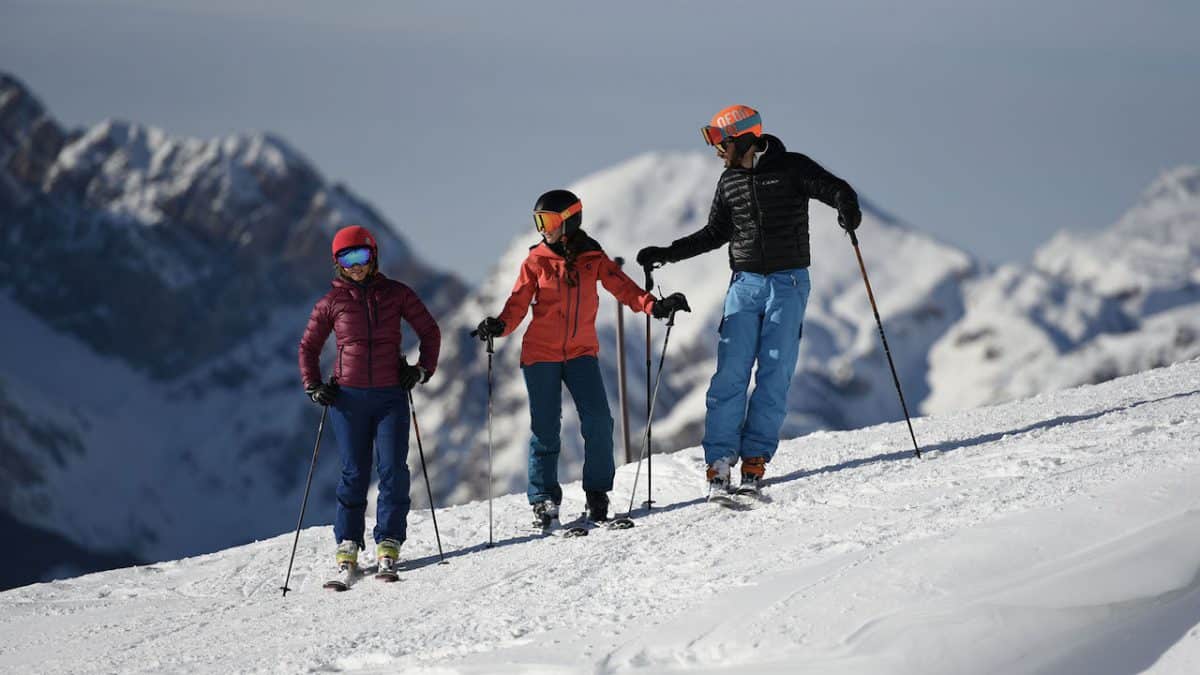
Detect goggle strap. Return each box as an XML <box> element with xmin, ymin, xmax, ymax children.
<box><xmin>701</xmin><ymin>112</ymin><xmax>761</xmax><ymax>145</ymax></box>
<box><xmin>726</xmin><ymin>112</ymin><xmax>761</xmax><ymax>136</ymax></box>
<box><xmin>533</xmin><ymin>200</ymin><xmax>581</xmax><ymax>233</ymax></box>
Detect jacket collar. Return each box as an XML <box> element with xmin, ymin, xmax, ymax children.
<box><xmin>331</xmin><ymin>271</ymin><xmax>387</xmax><ymax>291</ymax></box>
<box><xmin>528</xmin><ymin>230</ymin><xmax>604</xmax><ymax>258</ymax></box>
<box><xmin>729</xmin><ymin>134</ymin><xmax>785</xmax><ymax>173</ymax></box>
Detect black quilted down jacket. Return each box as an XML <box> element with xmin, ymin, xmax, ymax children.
<box><xmin>668</xmin><ymin>134</ymin><xmax>860</xmax><ymax>273</ymax></box>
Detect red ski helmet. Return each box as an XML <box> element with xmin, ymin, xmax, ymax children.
<box><xmin>331</xmin><ymin>225</ymin><xmax>378</xmax><ymax>260</ymax></box>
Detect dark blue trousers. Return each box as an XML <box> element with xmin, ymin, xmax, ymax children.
<box><xmin>327</xmin><ymin>385</ymin><xmax>411</xmax><ymax>548</ymax></box>
<box><xmin>522</xmin><ymin>356</ymin><xmax>615</xmax><ymax>504</ymax></box>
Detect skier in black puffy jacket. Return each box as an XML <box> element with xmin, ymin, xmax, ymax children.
<box><xmin>636</xmin><ymin>105</ymin><xmax>862</xmax><ymax>501</ymax></box>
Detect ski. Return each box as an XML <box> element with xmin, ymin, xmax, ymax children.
<box><xmin>571</xmin><ymin>512</ymin><xmax>637</xmax><ymax>532</ymax></box>
<box><xmin>529</xmin><ymin>512</ymin><xmax>595</xmax><ymax>537</ymax></box>
<box><xmin>734</xmin><ymin>487</ymin><xmax>771</xmax><ymax>503</ymax></box>
<box><xmin>323</xmin><ymin>564</ymin><xmax>358</xmax><ymax>591</ymax></box>
<box><xmin>532</xmin><ymin>518</ymin><xmax>590</xmax><ymax>538</ymax></box>
<box><xmin>708</xmin><ymin>493</ymin><xmax>753</xmax><ymax>511</ymax></box>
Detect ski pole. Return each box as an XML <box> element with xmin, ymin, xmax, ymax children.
<box><xmin>468</xmin><ymin>327</ymin><xmax>496</xmax><ymax>547</ymax></box>
<box><xmin>467</xmin><ymin>332</ymin><xmax>495</xmax><ymax>547</ymax></box>
<box><xmin>408</xmin><ymin>390</ymin><xmax>447</xmax><ymax>564</ymax></box>
<box><xmin>848</xmin><ymin>230</ymin><xmax>922</xmax><ymax>458</ymax></box>
<box><xmin>280</xmin><ymin>402</ymin><xmax>328</xmax><ymax>597</ymax></box>
<box><xmin>623</xmin><ymin>306</ymin><xmax>678</xmax><ymax>519</ymax></box>
<box><xmin>615</xmin><ymin>257</ymin><xmax>632</xmax><ymax>464</ymax></box>
<box><xmin>642</xmin><ymin>264</ymin><xmax>655</xmax><ymax>509</ymax></box>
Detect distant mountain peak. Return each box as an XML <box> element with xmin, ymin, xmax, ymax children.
<box><xmin>0</xmin><ymin>71</ymin><xmax>67</xmax><ymax>207</ymax></box>
<box><xmin>1139</xmin><ymin>165</ymin><xmax>1200</xmax><ymax>208</ymax></box>
<box><xmin>1</xmin><ymin>73</ymin><xmax>464</xmax><ymax>378</ymax></box>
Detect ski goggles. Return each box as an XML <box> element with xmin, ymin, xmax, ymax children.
<box><xmin>533</xmin><ymin>200</ymin><xmax>582</xmax><ymax>234</ymax></box>
<box><xmin>699</xmin><ymin>112</ymin><xmax>761</xmax><ymax>146</ymax></box>
<box><xmin>335</xmin><ymin>246</ymin><xmax>373</xmax><ymax>269</ymax></box>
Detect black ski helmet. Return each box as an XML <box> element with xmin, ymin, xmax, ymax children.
<box><xmin>534</xmin><ymin>189</ymin><xmax>582</xmax><ymax>237</ymax></box>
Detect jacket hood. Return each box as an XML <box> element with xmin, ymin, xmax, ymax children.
<box><xmin>755</xmin><ymin>134</ymin><xmax>787</xmax><ymax>168</ymax></box>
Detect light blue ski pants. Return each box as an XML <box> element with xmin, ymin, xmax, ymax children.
<box><xmin>702</xmin><ymin>268</ymin><xmax>811</xmax><ymax>466</ymax></box>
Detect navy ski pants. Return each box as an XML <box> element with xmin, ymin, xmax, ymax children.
<box><xmin>327</xmin><ymin>385</ymin><xmax>411</xmax><ymax>548</ymax></box>
<box><xmin>522</xmin><ymin>355</ymin><xmax>615</xmax><ymax>504</ymax></box>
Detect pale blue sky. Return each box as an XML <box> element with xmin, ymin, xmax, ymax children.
<box><xmin>3</xmin><ymin>0</ymin><xmax>1197</xmax><ymax>283</ymax></box>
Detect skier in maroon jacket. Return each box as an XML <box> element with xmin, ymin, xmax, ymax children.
<box><xmin>298</xmin><ymin>225</ymin><xmax>441</xmax><ymax>579</ymax></box>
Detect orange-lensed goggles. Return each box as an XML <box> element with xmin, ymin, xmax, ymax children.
<box><xmin>533</xmin><ymin>200</ymin><xmax>582</xmax><ymax>233</ymax></box>
<box><xmin>699</xmin><ymin>112</ymin><xmax>762</xmax><ymax>146</ymax></box>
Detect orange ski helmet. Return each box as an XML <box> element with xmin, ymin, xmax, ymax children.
<box><xmin>700</xmin><ymin>105</ymin><xmax>762</xmax><ymax>146</ymax></box>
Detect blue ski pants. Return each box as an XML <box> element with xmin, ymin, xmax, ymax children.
<box><xmin>327</xmin><ymin>385</ymin><xmax>411</xmax><ymax>548</ymax></box>
<box><xmin>702</xmin><ymin>268</ymin><xmax>811</xmax><ymax>466</ymax></box>
<box><xmin>522</xmin><ymin>356</ymin><xmax>615</xmax><ymax>504</ymax></box>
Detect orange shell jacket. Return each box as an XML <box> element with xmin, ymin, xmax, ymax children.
<box><xmin>498</xmin><ymin>240</ymin><xmax>656</xmax><ymax>366</ymax></box>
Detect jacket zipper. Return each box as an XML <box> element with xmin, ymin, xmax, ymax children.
<box><xmin>573</xmin><ymin>280</ymin><xmax>581</xmax><ymax>338</ymax></box>
<box><xmin>561</xmin><ymin>272</ymin><xmax>570</xmax><ymax>360</ymax></box>
<box><xmin>363</xmin><ymin>289</ymin><xmax>374</xmax><ymax>387</ymax></box>
<box><xmin>337</xmin><ymin>345</ymin><xmax>344</xmax><ymax>382</ymax></box>
<box><xmin>751</xmin><ymin>173</ymin><xmax>767</xmax><ymax>270</ymax></box>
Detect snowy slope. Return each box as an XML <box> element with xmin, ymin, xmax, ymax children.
<box><xmin>2</xmin><ymin>359</ymin><xmax>1197</xmax><ymax>674</ymax></box>
<box><xmin>416</xmin><ymin>152</ymin><xmax>975</xmax><ymax>505</ymax></box>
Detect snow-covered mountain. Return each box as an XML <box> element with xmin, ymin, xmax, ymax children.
<box><xmin>2</xmin><ymin>359</ymin><xmax>1197</xmax><ymax>674</ymax></box>
<box><xmin>926</xmin><ymin>165</ymin><xmax>1200</xmax><ymax>412</ymax></box>
<box><xmin>0</xmin><ymin>73</ymin><xmax>467</xmax><ymax>589</ymax></box>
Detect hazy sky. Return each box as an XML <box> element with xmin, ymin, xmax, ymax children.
<box><xmin>3</xmin><ymin>0</ymin><xmax>1198</xmax><ymax>283</ymax></box>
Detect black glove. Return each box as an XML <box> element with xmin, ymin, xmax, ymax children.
<box><xmin>305</xmin><ymin>381</ymin><xmax>339</xmax><ymax>406</ymax></box>
<box><xmin>398</xmin><ymin>362</ymin><xmax>428</xmax><ymax>390</ymax></box>
<box><xmin>838</xmin><ymin>206</ymin><xmax>862</xmax><ymax>232</ymax></box>
<box><xmin>473</xmin><ymin>317</ymin><xmax>505</xmax><ymax>340</ymax></box>
<box><xmin>636</xmin><ymin>245</ymin><xmax>672</xmax><ymax>268</ymax></box>
<box><xmin>651</xmin><ymin>292</ymin><xmax>691</xmax><ymax>320</ymax></box>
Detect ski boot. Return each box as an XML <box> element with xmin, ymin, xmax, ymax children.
<box><xmin>532</xmin><ymin>499</ymin><xmax>560</xmax><ymax>531</ymax></box>
<box><xmin>591</xmin><ymin>490</ymin><xmax>635</xmax><ymax>530</ymax></box>
<box><xmin>324</xmin><ymin>540</ymin><xmax>360</xmax><ymax>591</ymax></box>
<box><xmin>375</xmin><ymin>538</ymin><xmax>401</xmax><ymax>582</ymax></box>
<box><xmin>737</xmin><ymin>456</ymin><xmax>767</xmax><ymax>497</ymax></box>
<box><xmin>706</xmin><ymin>457</ymin><xmax>735</xmax><ymax>504</ymax></box>
<box><xmin>585</xmin><ymin>490</ymin><xmax>610</xmax><ymax>523</ymax></box>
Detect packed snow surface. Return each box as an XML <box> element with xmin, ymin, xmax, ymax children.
<box><xmin>2</xmin><ymin>359</ymin><xmax>1199</xmax><ymax>674</ymax></box>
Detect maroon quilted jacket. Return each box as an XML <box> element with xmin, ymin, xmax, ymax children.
<box><xmin>299</xmin><ymin>274</ymin><xmax>441</xmax><ymax>389</ymax></box>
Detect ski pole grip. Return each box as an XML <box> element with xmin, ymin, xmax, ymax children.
<box><xmin>848</xmin><ymin>230</ymin><xmax>859</xmax><ymax>247</ymax></box>
<box><xmin>643</xmin><ymin>265</ymin><xmax>654</xmax><ymax>293</ymax></box>
<box><xmin>486</xmin><ymin>334</ymin><xmax>494</xmax><ymax>355</ymax></box>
